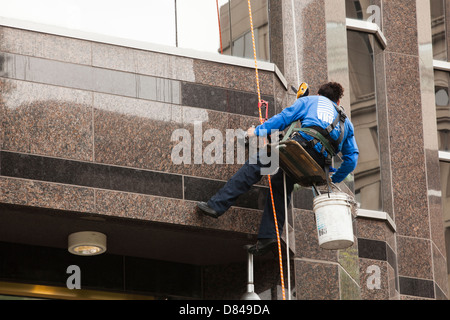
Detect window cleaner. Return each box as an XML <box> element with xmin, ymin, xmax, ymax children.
<box><xmin>204</xmin><ymin>0</ymin><xmax>359</xmax><ymax>301</ymax></box>
<box><xmin>197</xmin><ymin>82</ymin><xmax>359</xmax><ymax>300</ymax></box>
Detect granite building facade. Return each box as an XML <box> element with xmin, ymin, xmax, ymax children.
<box><xmin>0</xmin><ymin>0</ymin><xmax>449</xmax><ymax>300</ymax></box>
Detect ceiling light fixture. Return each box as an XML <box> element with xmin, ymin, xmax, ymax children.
<box><xmin>68</xmin><ymin>231</ymin><xmax>107</xmax><ymax>256</ymax></box>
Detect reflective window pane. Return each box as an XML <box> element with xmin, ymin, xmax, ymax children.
<box><xmin>440</xmin><ymin>161</ymin><xmax>450</xmax><ymax>223</ymax></box>
<box><xmin>439</xmin><ymin>162</ymin><xmax>450</xmax><ymax>279</ymax></box>
<box><xmin>0</xmin><ymin>0</ymin><xmax>271</xmax><ymax>62</ymax></box>
<box><xmin>0</xmin><ymin>0</ymin><xmax>177</xmax><ymax>46</ymax></box>
<box><xmin>229</xmin><ymin>0</ymin><xmax>269</xmax><ymax>61</ymax></box>
<box><xmin>176</xmin><ymin>0</ymin><xmax>230</xmax><ymax>54</ymax></box>
<box><xmin>346</xmin><ymin>0</ymin><xmax>364</xmax><ymax>20</ymax></box>
<box><xmin>431</xmin><ymin>0</ymin><xmax>448</xmax><ymax>61</ymax></box>
<box><xmin>435</xmin><ymin>70</ymin><xmax>450</xmax><ymax>151</ymax></box>
<box><xmin>345</xmin><ymin>0</ymin><xmax>382</xmax><ymax>28</ymax></box>
<box><xmin>347</xmin><ymin>30</ymin><xmax>382</xmax><ymax>211</ymax></box>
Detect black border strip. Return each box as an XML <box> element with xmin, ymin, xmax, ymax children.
<box><xmin>0</xmin><ymin>151</ymin><xmax>183</xmax><ymax>199</ymax></box>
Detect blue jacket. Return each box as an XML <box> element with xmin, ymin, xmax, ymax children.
<box><xmin>254</xmin><ymin>95</ymin><xmax>359</xmax><ymax>183</ymax></box>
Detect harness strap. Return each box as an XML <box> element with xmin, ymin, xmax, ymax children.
<box><xmin>298</xmin><ymin>103</ymin><xmax>347</xmax><ymax>156</ymax></box>
<box><xmin>297</xmin><ymin>127</ymin><xmax>336</xmax><ymax>157</ymax></box>
<box><xmin>284</xmin><ymin>103</ymin><xmax>347</xmax><ymax>195</ymax></box>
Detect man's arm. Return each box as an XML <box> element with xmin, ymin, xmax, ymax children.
<box><xmin>331</xmin><ymin>133</ymin><xmax>359</xmax><ymax>184</ymax></box>
<box><xmin>247</xmin><ymin>127</ymin><xmax>256</xmax><ymax>137</ymax></box>
<box><xmin>252</xmin><ymin>98</ymin><xmax>308</xmax><ymax>137</ymax></box>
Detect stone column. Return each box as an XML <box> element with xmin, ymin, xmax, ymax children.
<box><xmin>276</xmin><ymin>0</ymin><xmax>360</xmax><ymax>300</ymax></box>
<box><xmin>380</xmin><ymin>0</ymin><xmax>448</xmax><ymax>299</ymax></box>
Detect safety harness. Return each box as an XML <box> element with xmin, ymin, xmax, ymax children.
<box><xmin>283</xmin><ymin>95</ymin><xmax>348</xmax><ymax>192</ymax></box>
<box><xmin>299</xmin><ymin>102</ymin><xmax>347</xmax><ymax>157</ymax></box>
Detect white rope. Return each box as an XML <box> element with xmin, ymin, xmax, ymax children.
<box><xmin>282</xmin><ymin>0</ymin><xmax>301</xmax><ymax>302</ymax></box>
<box><xmin>283</xmin><ymin>171</ymin><xmax>291</xmax><ymax>300</ymax></box>
<box><xmin>291</xmin><ymin>0</ymin><xmax>300</xmax><ymax>87</ymax></box>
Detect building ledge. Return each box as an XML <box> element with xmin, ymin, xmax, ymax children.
<box><xmin>357</xmin><ymin>208</ymin><xmax>397</xmax><ymax>232</ymax></box>
<box><xmin>346</xmin><ymin>18</ymin><xmax>387</xmax><ymax>49</ymax></box>
<box><xmin>0</xmin><ymin>16</ymin><xmax>287</xmax><ymax>89</ymax></box>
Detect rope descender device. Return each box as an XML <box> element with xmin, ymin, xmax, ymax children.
<box><xmin>296</xmin><ymin>82</ymin><xmax>310</xmax><ymax>99</ymax></box>
<box><xmin>258</xmin><ymin>100</ymin><xmax>269</xmax><ymax>122</ymax></box>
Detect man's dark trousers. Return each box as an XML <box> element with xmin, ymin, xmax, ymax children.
<box><xmin>207</xmin><ymin>151</ymin><xmax>295</xmax><ymax>239</ymax></box>
<box><xmin>206</xmin><ymin>134</ymin><xmax>326</xmax><ymax>240</ymax></box>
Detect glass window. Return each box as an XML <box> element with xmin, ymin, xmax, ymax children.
<box><xmin>0</xmin><ymin>0</ymin><xmax>270</xmax><ymax>61</ymax></box>
<box><xmin>347</xmin><ymin>30</ymin><xmax>383</xmax><ymax>211</ymax></box>
<box><xmin>180</xmin><ymin>0</ymin><xmax>269</xmax><ymax>61</ymax></box>
<box><xmin>436</xmin><ymin>67</ymin><xmax>450</xmax><ymax>289</ymax></box>
<box><xmin>346</xmin><ymin>0</ymin><xmax>365</xmax><ymax>20</ymax></box>
<box><xmin>431</xmin><ymin>0</ymin><xmax>448</xmax><ymax>61</ymax></box>
<box><xmin>435</xmin><ymin>70</ymin><xmax>450</xmax><ymax>151</ymax></box>
<box><xmin>0</xmin><ymin>0</ymin><xmax>177</xmax><ymax>46</ymax></box>
<box><xmin>345</xmin><ymin>0</ymin><xmax>382</xmax><ymax>28</ymax></box>
<box><xmin>440</xmin><ymin>161</ymin><xmax>450</xmax><ymax>287</ymax></box>
<box><xmin>176</xmin><ymin>0</ymin><xmax>230</xmax><ymax>54</ymax></box>
<box><xmin>232</xmin><ymin>29</ymin><xmax>256</xmax><ymax>59</ymax></box>
<box><xmin>432</xmin><ymin>0</ymin><xmax>450</xmax><ymax>292</ymax></box>
<box><xmin>229</xmin><ymin>0</ymin><xmax>269</xmax><ymax>61</ymax></box>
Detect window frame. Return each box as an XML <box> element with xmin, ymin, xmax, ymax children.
<box><xmin>435</xmin><ymin>60</ymin><xmax>450</xmax><ymax>160</ymax></box>
<box><xmin>346</xmin><ymin>18</ymin><xmax>394</xmax><ymax>229</ymax></box>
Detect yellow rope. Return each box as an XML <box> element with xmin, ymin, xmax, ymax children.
<box><xmin>247</xmin><ymin>0</ymin><xmax>286</xmax><ymax>301</ymax></box>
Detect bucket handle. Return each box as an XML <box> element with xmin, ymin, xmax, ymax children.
<box><xmin>328</xmin><ymin>183</ymin><xmax>359</xmax><ymax>208</ymax></box>
<box><xmin>312</xmin><ymin>183</ymin><xmax>359</xmax><ymax>211</ymax></box>
<box><xmin>331</xmin><ymin>182</ymin><xmax>342</xmax><ymax>193</ymax></box>
<box><xmin>312</xmin><ymin>182</ymin><xmax>342</xmax><ymax>197</ymax></box>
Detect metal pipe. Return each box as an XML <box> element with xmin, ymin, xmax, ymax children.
<box><xmin>283</xmin><ymin>172</ymin><xmax>291</xmax><ymax>300</ymax></box>
<box><xmin>241</xmin><ymin>246</ymin><xmax>261</xmax><ymax>300</ymax></box>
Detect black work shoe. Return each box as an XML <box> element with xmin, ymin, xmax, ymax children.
<box><xmin>248</xmin><ymin>239</ymin><xmax>278</xmax><ymax>256</ymax></box>
<box><xmin>197</xmin><ymin>202</ymin><xmax>220</xmax><ymax>219</ymax></box>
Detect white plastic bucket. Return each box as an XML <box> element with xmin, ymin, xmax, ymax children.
<box><xmin>313</xmin><ymin>192</ymin><xmax>355</xmax><ymax>250</ymax></box>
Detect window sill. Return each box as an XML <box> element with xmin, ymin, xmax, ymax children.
<box><xmin>346</xmin><ymin>18</ymin><xmax>387</xmax><ymax>49</ymax></box>
<box><xmin>434</xmin><ymin>60</ymin><xmax>450</xmax><ymax>72</ymax></box>
<box><xmin>357</xmin><ymin>208</ymin><xmax>397</xmax><ymax>232</ymax></box>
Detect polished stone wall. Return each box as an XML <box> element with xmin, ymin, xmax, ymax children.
<box><xmin>278</xmin><ymin>0</ymin><xmax>449</xmax><ymax>300</ymax></box>
<box><xmin>0</xmin><ymin>27</ymin><xmax>282</xmax><ymax>235</ymax></box>
<box><xmin>380</xmin><ymin>0</ymin><xmax>447</xmax><ymax>299</ymax></box>
<box><xmin>0</xmin><ymin>25</ymin><xmax>291</xmax><ymax>299</ymax></box>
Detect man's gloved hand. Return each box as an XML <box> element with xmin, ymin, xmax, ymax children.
<box><xmin>247</xmin><ymin>126</ymin><xmax>256</xmax><ymax>138</ymax></box>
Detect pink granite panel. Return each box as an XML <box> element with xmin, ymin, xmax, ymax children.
<box><xmin>0</xmin><ymin>79</ymin><xmax>93</xmax><ymax>161</ymax></box>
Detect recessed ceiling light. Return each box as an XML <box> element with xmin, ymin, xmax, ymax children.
<box><xmin>68</xmin><ymin>231</ymin><xmax>107</xmax><ymax>256</ymax></box>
